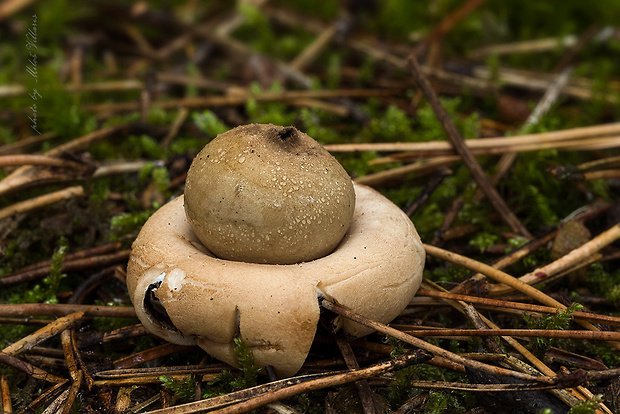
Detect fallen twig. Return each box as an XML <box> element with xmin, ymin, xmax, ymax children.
<box><xmin>324</xmin><ymin>122</ymin><xmax>620</xmax><ymax>153</ymax></box>
<box><xmin>415</xmin><ymin>288</ymin><xmax>620</xmax><ymax>327</ymax></box>
<box><xmin>2</xmin><ymin>311</ymin><xmax>85</xmax><ymax>356</ymax></box>
<box><xmin>321</xmin><ymin>299</ymin><xmax>556</xmax><ymax>385</ymax></box>
<box><xmin>144</xmin><ymin>351</ymin><xmax>431</xmax><ymax>414</ymax></box>
<box><xmin>0</xmin><ymin>303</ymin><xmax>136</xmax><ymax>318</ymax></box>
<box><xmin>490</xmin><ymin>222</ymin><xmax>620</xmax><ymax>295</ymax></box>
<box><xmin>0</xmin><ymin>352</ymin><xmax>66</xmax><ymax>383</ymax></box>
<box><xmin>0</xmin><ymin>185</ymin><xmax>85</xmax><ymax>221</ymax></box>
<box><xmin>0</xmin><ymin>250</ymin><xmax>130</xmax><ymax>287</ymax></box>
<box><xmin>407</xmin><ymin>53</ymin><xmax>531</xmax><ymax>238</ymax></box>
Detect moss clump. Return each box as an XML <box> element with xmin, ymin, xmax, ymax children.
<box><xmin>567</xmin><ymin>395</ymin><xmax>604</xmax><ymax>414</ymax></box>
<box><xmin>193</xmin><ymin>110</ymin><xmax>229</xmax><ymax>138</ymax></box>
<box><xmin>160</xmin><ymin>375</ymin><xmax>195</xmax><ymax>404</ymax></box>
<box><xmin>523</xmin><ymin>302</ymin><xmax>583</xmax><ymax>355</ymax></box>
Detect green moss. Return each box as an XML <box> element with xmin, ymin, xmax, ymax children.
<box><xmin>386</xmin><ymin>365</ymin><xmax>421</xmax><ymax>409</ymax></box>
<box><xmin>424</xmin><ymin>390</ymin><xmax>466</xmax><ymax>414</ymax></box>
<box><xmin>231</xmin><ymin>337</ymin><xmax>260</xmax><ymax>388</ymax></box>
<box><xmin>109</xmin><ymin>210</ymin><xmax>154</xmax><ymax>241</ymax></box>
<box><xmin>369</xmin><ymin>1</ymin><xmax>429</xmax><ymax>40</ymax></box>
<box><xmin>361</xmin><ymin>105</ymin><xmax>415</xmax><ymax>142</ymax></box>
<box><xmin>415</xmin><ymin>98</ymin><xmax>479</xmax><ymax>141</ymax></box>
<box><xmin>326</xmin><ymin>53</ymin><xmax>342</xmax><ymax>90</ymax></box>
<box><xmin>235</xmin><ymin>3</ymin><xmax>313</xmax><ymax>61</ymax></box>
<box><xmin>245</xmin><ymin>83</ymin><xmax>297</xmax><ymax>125</ymax></box>
<box><xmin>193</xmin><ymin>110</ymin><xmax>229</xmax><ymax>138</ymax></box>
<box><xmin>523</xmin><ymin>302</ymin><xmax>583</xmax><ymax>354</ymax></box>
<box><xmin>276</xmin><ymin>0</ymin><xmax>339</xmax><ymax>20</ymax></box>
<box><xmin>42</xmin><ymin>236</ymin><xmax>68</xmax><ymax>303</ymax></box>
<box><xmin>567</xmin><ymin>395</ymin><xmax>604</xmax><ymax>414</ymax></box>
<box><xmin>298</xmin><ymin>108</ymin><xmax>341</xmax><ymax>144</ymax></box>
<box><xmin>160</xmin><ymin>375</ymin><xmax>195</xmax><ymax>404</ymax></box>
<box><xmin>201</xmin><ymin>338</ymin><xmax>261</xmax><ymax>398</ymax></box>
<box><xmin>584</xmin><ymin>263</ymin><xmax>620</xmax><ymax>309</ymax></box>
<box><xmin>468</xmin><ymin>232</ymin><xmax>499</xmax><ymax>252</ymax></box>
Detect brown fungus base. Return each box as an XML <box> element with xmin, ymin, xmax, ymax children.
<box><xmin>127</xmin><ymin>183</ymin><xmax>425</xmax><ymax>377</ymax></box>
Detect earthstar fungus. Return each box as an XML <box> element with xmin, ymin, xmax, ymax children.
<box><xmin>127</xmin><ymin>123</ymin><xmax>425</xmax><ymax>377</ymax></box>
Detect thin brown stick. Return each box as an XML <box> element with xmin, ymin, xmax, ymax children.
<box><xmin>431</xmin><ymin>197</ymin><xmax>464</xmax><ymax>245</ymax></box>
<box><xmin>407</xmin><ymin>53</ymin><xmax>531</xmax><ymax>238</ymax></box>
<box><xmin>577</xmin><ymin>154</ymin><xmax>620</xmax><ymax>171</ymax></box>
<box><xmin>92</xmin><ymin>375</ymin><xmax>207</xmax><ymax>387</ymax></box>
<box><xmin>367</xmin><ymin>135</ymin><xmax>620</xmax><ymax>164</ymax></box>
<box><xmin>0</xmin><ymin>250</ymin><xmax>130</xmax><ymax>287</ymax></box>
<box><xmin>161</xmin><ymin>107</ymin><xmax>189</xmax><ymax>148</ymax></box>
<box><xmin>78</xmin><ymin>324</ymin><xmax>148</xmax><ymax>348</ymax></box>
<box><xmin>0</xmin><ymin>352</ymin><xmax>66</xmax><ymax>383</ymax></box>
<box><xmin>483</xmin><ymin>65</ymin><xmax>572</xmax><ymax>196</ymax></box>
<box><xmin>0</xmin><ymin>303</ymin><xmax>136</xmax><ymax>318</ymax></box>
<box><xmin>321</xmin><ymin>299</ymin><xmax>555</xmax><ymax>385</ymax></box>
<box><xmin>405</xmin><ymin>167</ymin><xmax>451</xmax><ymax>216</ymax></box>
<box><xmin>94</xmin><ymin>364</ymin><xmax>227</xmax><ymax>379</ymax></box>
<box><xmin>414</xmin><ymin>0</ymin><xmax>487</xmax><ymax>56</ymax></box>
<box><xmin>398</xmin><ymin>328</ymin><xmax>620</xmax><ymax>341</ymax></box>
<box><xmin>61</xmin><ymin>371</ymin><xmax>82</xmax><ymax>414</ymax></box>
<box><xmin>0</xmin><ymin>0</ymin><xmax>36</xmax><ymax>19</ymax></box>
<box><xmin>41</xmin><ymin>387</ymin><xmax>70</xmax><ymax>414</ymax></box>
<box><xmin>416</xmin><ymin>289</ymin><xmax>620</xmax><ymax>327</ymax></box>
<box><xmin>0</xmin><ymin>185</ymin><xmax>85</xmax><ymax>221</ymax></box>
<box><xmin>290</xmin><ymin>22</ymin><xmax>338</xmax><ymax>71</ymax></box>
<box><xmin>0</xmin><ymin>132</ymin><xmax>57</xmax><ymax>156</ymax></box>
<box><xmin>66</xmin><ymin>325</ymin><xmax>94</xmax><ymax>390</ymax></box>
<box><xmin>93</xmin><ymin>160</ymin><xmax>152</xmax><ymax>177</ymax></box>
<box><xmin>490</xmin><ymin>222</ymin><xmax>620</xmax><ymax>295</ymax></box>
<box><xmin>19</xmin><ymin>242</ymin><xmax>121</xmax><ymax>273</ymax></box>
<box><xmin>19</xmin><ymin>382</ymin><xmax>67</xmax><ymax>413</ymax></box>
<box><xmin>61</xmin><ymin>329</ymin><xmax>80</xmax><ymax>383</ymax></box>
<box><xmin>554</xmin><ymin>25</ymin><xmax>603</xmax><ymax>72</ymax></box>
<box><xmin>144</xmin><ymin>351</ymin><xmax>430</xmax><ymax>414</ymax></box>
<box><xmin>468</xmin><ymin>35</ymin><xmax>578</xmax><ymax>59</ymax></box>
<box><xmin>424</xmin><ymin>243</ymin><xmax>566</xmax><ymax>309</ymax></box>
<box><xmin>113</xmin><ymin>343</ymin><xmax>195</xmax><ymax>370</ymax></box>
<box><xmin>0</xmin><ymin>155</ymin><xmax>90</xmax><ymax>171</ymax></box>
<box><xmin>477</xmin><ymin>315</ymin><xmax>592</xmax><ymax>409</ymax></box>
<box><xmin>0</xmin><ymin>80</ymin><xmax>143</xmax><ymax>98</ymax></box>
<box><xmin>581</xmin><ymin>169</ymin><xmax>620</xmax><ymax>180</ymax></box>
<box><xmin>407</xmin><ymin>380</ymin><xmax>565</xmax><ymax>392</ymax></box>
<box><xmin>424</xmin><ymin>243</ymin><xmax>620</xmax><ymax>352</ymax></box>
<box><xmin>355</xmin><ymin>156</ymin><xmax>458</xmax><ymax>186</ymax></box>
<box><xmin>325</xmin><ymin>123</ymin><xmax>620</xmax><ymax>153</ymax></box>
<box><xmin>2</xmin><ymin>311</ymin><xmax>85</xmax><ymax>356</ymax></box>
<box><xmin>85</xmin><ymin>88</ymin><xmax>402</xmax><ymax>114</ymax></box>
<box><xmin>473</xmin><ymin>65</ymin><xmax>618</xmax><ymax>103</ymax></box>
<box><xmin>156</xmin><ymin>73</ymin><xmax>231</xmax><ymax>92</ymax></box>
<box><xmin>335</xmin><ymin>336</ymin><xmax>379</xmax><ymax>414</ymax></box>
<box><xmin>0</xmin><ymin>124</ymin><xmax>132</xmax><ymax>196</ymax></box>
<box><xmin>0</xmin><ymin>374</ymin><xmax>11</xmax><ymax>413</ymax></box>
<box><xmin>451</xmin><ymin>229</ymin><xmax>558</xmax><ymax>293</ymax></box>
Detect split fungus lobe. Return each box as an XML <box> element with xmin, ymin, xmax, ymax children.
<box><xmin>127</xmin><ymin>124</ymin><xmax>425</xmax><ymax>376</ymax></box>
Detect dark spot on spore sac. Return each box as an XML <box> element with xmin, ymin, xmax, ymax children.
<box><xmin>278</xmin><ymin>126</ymin><xmax>297</xmax><ymax>141</ymax></box>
